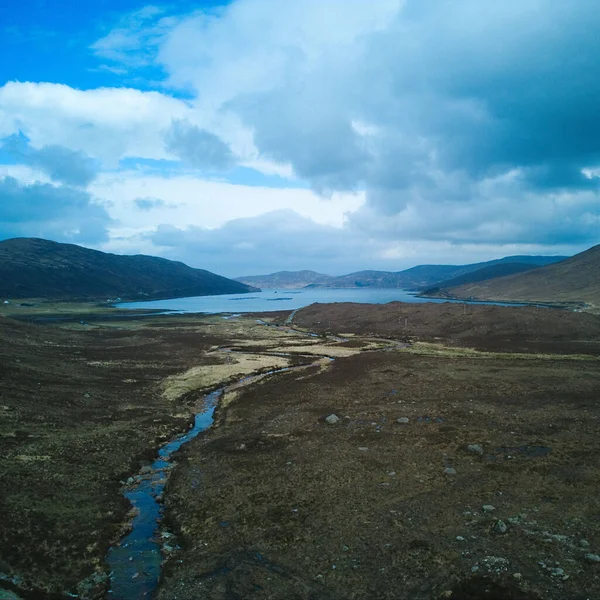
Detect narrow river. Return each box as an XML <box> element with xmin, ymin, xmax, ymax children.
<box><xmin>105</xmin><ymin>389</ymin><xmax>221</xmax><ymax>599</ymax></box>
<box><xmin>105</xmin><ymin>356</ymin><xmax>329</xmax><ymax>599</ymax></box>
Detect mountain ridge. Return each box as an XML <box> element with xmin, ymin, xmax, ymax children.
<box><xmin>0</xmin><ymin>238</ymin><xmax>257</xmax><ymax>301</ymax></box>
<box><xmin>429</xmin><ymin>245</ymin><xmax>600</xmax><ymax>308</ymax></box>
<box><xmin>237</xmin><ymin>255</ymin><xmax>568</xmax><ymax>290</ymax></box>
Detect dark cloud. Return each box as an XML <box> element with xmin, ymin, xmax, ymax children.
<box><xmin>165</xmin><ymin>119</ymin><xmax>236</xmax><ymax>171</ymax></box>
<box><xmin>232</xmin><ymin>88</ymin><xmax>370</xmax><ymax>194</ymax></box>
<box><xmin>0</xmin><ymin>176</ymin><xmax>111</xmax><ymax>243</ymax></box>
<box><xmin>218</xmin><ymin>0</ymin><xmax>600</xmax><ymax>244</ymax></box>
<box><xmin>1</xmin><ymin>135</ymin><xmax>98</xmax><ymax>187</ymax></box>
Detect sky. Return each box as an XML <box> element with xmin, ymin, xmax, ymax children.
<box><xmin>0</xmin><ymin>0</ymin><xmax>599</xmax><ymax>277</ymax></box>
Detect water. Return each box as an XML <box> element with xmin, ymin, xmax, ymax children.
<box><xmin>117</xmin><ymin>288</ymin><xmax>527</xmax><ymax>314</ymax></box>
<box><xmin>105</xmin><ymin>360</ymin><xmax>325</xmax><ymax>599</ymax></box>
<box><xmin>106</xmin><ymin>391</ymin><xmax>221</xmax><ymax>599</ymax></box>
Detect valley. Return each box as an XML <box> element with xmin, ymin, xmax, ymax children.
<box><xmin>1</xmin><ymin>302</ymin><xmax>600</xmax><ymax>599</ymax></box>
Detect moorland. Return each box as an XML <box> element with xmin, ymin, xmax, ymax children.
<box><xmin>1</xmin><ymin>301</ymin><xmax>600</xmax><ymax>600</ymax></box>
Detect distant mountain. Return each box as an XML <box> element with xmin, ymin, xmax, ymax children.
<box><xmin>235</xmin><ymin>270</ymin><xmax>333</xmax><ymax>289</ymax></box>
<box><xmin>0</xmin><ymin>238</ymin><xmax>257</xmax><ymax>301</ymax></box>
<box><xmin>420</xmin><ymin>262</ymin><xmax>542</xmax><ymax>295</ymax></box>
<box><xmin>303</xmin><ymin>255</ymin><xmax>567</xmax><ymax>290</ymax></box>
<box><xmin>435</xmin><ymin>245</ymin><xmax>600</xmax><ymax>307</ymax></box>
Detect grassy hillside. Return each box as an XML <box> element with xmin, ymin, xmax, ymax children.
<box><xmin>443</xmin><ymin>245</ymin><xmax>600</xmax><ymax>308</ymax></box>
<box><xmin>0</xmin><ymin>238</ymin><xmax>256</xmax><ymax>301</ymax></box>
<box><xmin>421</xmin><ymin>262</ymin><xmax>541</xmax><ymax>295</ymax></box>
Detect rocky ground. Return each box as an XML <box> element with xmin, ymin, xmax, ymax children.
<box><xmin>1</xmin><ymin>302</ymin><xmax>600</xmax><ymax>599</ymax></box>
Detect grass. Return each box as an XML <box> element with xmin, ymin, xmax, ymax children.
<box><xmin>399</xmin><ymin>341</ymin><xmax>600</xmax><ymax>361</ymax></box>
<box><xmin>161</xmin><ymin>351</ymin><xmax>291</xmax><ymax>401</ymax></box>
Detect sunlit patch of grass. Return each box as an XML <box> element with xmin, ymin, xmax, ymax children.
<box><xmin>161</xmin><ymin>352</ymin><xmax>291</xmax><ymax>401</ymax></box>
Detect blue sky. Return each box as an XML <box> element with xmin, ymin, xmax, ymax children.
<box><xmin>0</xmin><ymin>1</ymin><xmax>599</xmax><ymax>276</ymax></box>
<box><xmin>0</xmin><ymin>1</ymin><xmax>225</xmax><ymax>90</ymax></box>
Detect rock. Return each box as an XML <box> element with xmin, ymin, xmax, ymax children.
<box><xmin>84</xmin><ymin>393</ymin><xmax>91</xmax><ymax>399</ymax></box>
<box><xmin>493</xmin><ymin>520</ymin><xmax>508</xmax><ymax>535</ymax></box>
<box><xmin>126</xmin><ymin>477</ymin><xmax>134</xmax><ymax>485</ymax></box>
<box><xmin>325</xmin><ymin>414</ymin><xmax>340</xmax><ymax>425</ymax></box>
<box><xmin>444</xmin><ymin>467</ymin><xmax>457</xmax><ymax>475</ymax></box>
<box><xmin>482</xmin><ymin>505</ymin><xmax>496</xmax><ymax>513</ymax></box>
<box><xmin>467</xmin><ymin>444</ymin><xmax>484</xmax><ymax>456</ymax></box>
<box><xmin>580</xmin><ymin>539</ymin><xmax>590</xmax><ymax>548</ymax></box>
<box><xmin>585</xmin><ymin>553</ymin><xmax>600</xmax><ymax>564</ymax></box>
<box><xmin>342</xmin><ymin>545</ymin><xmax>350</xmax><ymax>552</ymax></box>
<box><xmin>396</xmin><ymin>417</ymin><xmax>410</xmax><ymax>424</ymax></box>
<box><xmin>140</xmin><ymin>465</ymin><xmax>152</xmax><ymax>475</ymax></box>
<box><xmin>358</xmin><ymin>447</ymin><xmax>369</xmax><ymax>452</ymax></box>
<box><xmin>456</xmin><ymin>536</ymin><xmax>465</xmax><ymax>541</ymax></box>
<box><xmin>513</xmin><ymin>573</ymin><xmax>522</xmax><ymax>580</ymax></box>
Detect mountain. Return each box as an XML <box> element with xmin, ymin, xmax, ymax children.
<box><xmin>235</xmin><ymin>270</ymin><xmax>333</xmax><ymax>289</ymax></box>
<box><xmin>0</xmin><ymin>238</ymin><xmax>257</xmax><ymax>301</ymax></box>
<box><xmin>302</xmin><ymin>255</ymin><xmax>567</xmax><ymax>290</ymax></box>
<box><xmin>435</xmin><ymin>245</ymin><xmax>600</xmax><ymax>307</ymax></box>
<box><xmin>420</xmin><ymin>262</ymin><xmax>542</xmax><ymax>295</ymax></box>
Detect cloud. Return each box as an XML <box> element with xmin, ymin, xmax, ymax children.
<box><xmin>150</xmin><ymin>209</ymin><xmax>377</xmax><ymax>275</ymax></box>
<box><xmin>0</xmin><ymin>82</ymin><xmax>191</xmax><ymax>165</ymax></box>
<box><xmin>165</xmin><ymin>119</ymin><xmax>236</xmax><ymax>171</ymax></box>
<box><xmin>144</xmin><ymin>209</ymin><xmax>588</xmax><ymax>278</ymax></box>
<box><xmin>1</xmin><ymin>134</ymin><xmax>98</xmax><ymax>187</ymax></box>
<box><xmin>4</xmin><ymin>0</ymin><xmax>599</xmax><ymax>271</ymax></box>
<box><xmin>134</xmin><ymin>197</ymin><xmax>173</xmax><ymax>211</ymax></box>
<box><xmin>0</xmin><ymin>176</ymin><xmax>111</xmax><ymax>243</ymax></box>
<box><xmin>139</xmin><ymin>0</ymin><xmax>600</xmax><ymax>246</ymax></box>
<box><xmin>90</xmin><ymin>170</ymin><xmax>363</xmax><ymax>231</ymax></box>
<box><xmin>91</xmin><ymin>5</ymin><xmax>177</xmax><ymax>68</ymax></box>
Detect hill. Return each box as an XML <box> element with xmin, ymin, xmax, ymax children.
<box><xmin>303</xmin><ymin>255</ymin><xmax>567</xmax><ymax>290</ymax></box>
<box><xmin>437</xmin><ymin>245</ymin><xmax>600</xmax><ymax>307</ymax></box>
<box><xmin>235</xmin><ymin>270</ymin><xmax>332</xmax><ymax>289</ymax></box>
<box><xmin>0</xmin><ymin>238</ymin><xmax>257</xmax><ymax>301</ymax></box>
<box><xmin>420</xmin><ymin>262</ymin><xmax>541</xmax><ymax>295</ymax></box>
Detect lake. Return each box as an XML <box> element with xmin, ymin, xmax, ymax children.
<box><xmin>117</xmin><ymin>288</ymin><xmax>526</xmax><ymax>314</ymax></box>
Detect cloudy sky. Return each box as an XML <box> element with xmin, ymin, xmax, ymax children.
<box><xmin>1</xmin><ymin>0</ymin><xmax>599</xmax><ymax>276</ymax></box>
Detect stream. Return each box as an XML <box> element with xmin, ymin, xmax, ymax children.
<box><xmin>105</xmin><ymin>355</ymin><xmax>329</xmax><ymax>599</ymax></box>
<box><xmin>105</xmin><ymin>389</ymin><xmax>221</xmax><ymax>599</ymax></box>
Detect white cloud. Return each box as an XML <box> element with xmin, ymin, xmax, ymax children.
<box><xmin>0</xmin><ymin>82</ymin><xmax>190</xmax><ymax>164</ymax></box>
<box><xmin>2</xmin><ymin>0</ymin><xmax>599</xmax><ymax>274</ymax></box>
<box><xmin>90</xmin><ymin>170</ymin><xmax>364</xmax><ymax>231</ymax></box>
